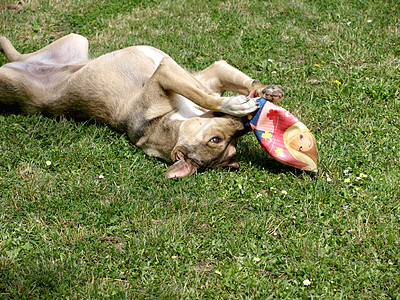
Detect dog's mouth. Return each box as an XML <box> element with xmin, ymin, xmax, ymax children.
<box><xmin>173</xmin><ymin>148</ymin><xmax>202</xmax><ymax>168</ymax></box>
<box><xmin>165</xmin><ymin>147</ymin><xmax>200</xmax><ymax>179</ymax></box>
<box><xmin>165</xmin><ymin>144</ymin><xmax>240</xmax><ymax>179</ymax></box>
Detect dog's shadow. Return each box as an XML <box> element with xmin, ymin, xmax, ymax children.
<box><xmin>235</xmin><ymin>135</ymin><xmax>304</xmax><ymax>176</ymax></box>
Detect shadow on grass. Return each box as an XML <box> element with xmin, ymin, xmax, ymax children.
<box><xmin>235</xmin><ymin>136</ymin><xmax>310</xmax><ymax>176</ymax></box>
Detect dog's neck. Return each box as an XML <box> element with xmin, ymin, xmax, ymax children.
<box><xmin>131</xmin><ymin>112</ymin><xmax>183</xmax><ymax>162</ymax></box>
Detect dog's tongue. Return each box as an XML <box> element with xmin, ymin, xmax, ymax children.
<box><xmin>248</xmin><ymin>97</ymin><xmax>318</xmax><ymax>172</ymax></box>
<box><xmin>248</xmin><ymin>90</ymin><xmax>256</xmax><ymax>98</ymax></box>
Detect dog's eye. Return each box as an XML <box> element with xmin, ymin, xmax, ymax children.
<box><xmin>209</xmin><ymin>137</ymin><xmax>222</xmax><ymax>144</ymax></box>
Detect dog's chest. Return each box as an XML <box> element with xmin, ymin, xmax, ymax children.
<box><xmin>171</xmin><ymin>94</ymin><xmax>207</xmax><ymax>120</ymax></box>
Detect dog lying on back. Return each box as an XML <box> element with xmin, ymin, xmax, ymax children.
<box><xmin>0</xmin><ymin>34</ymin><xmax>284</xmax><ymax>178</ymax></box>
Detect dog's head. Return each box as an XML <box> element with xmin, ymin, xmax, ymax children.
<box><xmin>165</xmin><ymin>112</ymin><xmax>250</xmax><ymax>179</ymax></box>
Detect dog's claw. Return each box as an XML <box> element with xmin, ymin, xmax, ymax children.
<box><xmin>258</xmin><ymin>84</ymin><xmax>284</xmax><ymax>102</ymax></box>
<box><xmin>218</xmin><ymin>95</ymin><xmax>258</xmax><ymax>117</ymax></box>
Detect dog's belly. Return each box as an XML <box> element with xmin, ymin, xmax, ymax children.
<box><xmin>52</xmin><ymin>47</ymin><xmax>168</xmax><ymax>125</ymax></box>
<box><xmin>3</xmin><ymin>61</ymin><xmax>82</xmax><ymax>88</ymax></box>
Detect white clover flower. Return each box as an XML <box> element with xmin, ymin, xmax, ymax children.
<box><xmin>46</xmin><ymin>161</ymin><xmax>51</xmax><ymax>166</ymax></box>
<box><xmin>303</xmin><ymin>279</ymin><xmax>311</xmax><ymax>286</ymax></box>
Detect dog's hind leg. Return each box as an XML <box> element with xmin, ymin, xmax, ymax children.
<box><xmin>0</xmin><ymin>34</ymin><xmax>89</xmax><ymax>64</ymax></box>
<box><xmin>0</xmin><ymin>34</ymin><xmax>89</xmax><ymax>113</ymax></box>
<box><xmin>0</xmin><ymin>68</ymin><xmax>34</xmax><ymax>110</ymax></box>
<box><xmin>0</xmin><ymin>36</ymin><xmax>23</xmax><ymax>62</ymax></box>
<box><xmin>24</xmin><ymin>34</ymin><xmax>89</xmax><ymax>65</ymax></box>
<box><xmin>143</xmin><ymin>57</ymin><xmax>258</xmax><ymax>117</ymax></box>
<box><xmin>194</xmin><ymin>60</ymin><xmax>284</xmax><ymax>103</ymax></box>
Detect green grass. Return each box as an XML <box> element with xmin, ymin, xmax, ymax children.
<box><xmin>1</xmin><ymin>0</ymin><xmax>400</xmax><ymax>298</ymax></box>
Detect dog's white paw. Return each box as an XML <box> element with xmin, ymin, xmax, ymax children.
<box><xmin>218</xmin><ymin>95</ymin><xmax>258</xmax><ymax>117</ymax></box>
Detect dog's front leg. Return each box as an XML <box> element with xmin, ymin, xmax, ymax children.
<box><xmin>194</xmin><ymin>60</ymin><xmax>284</xmax><ymax>102</ymax></box>
<box><xmin>146</xmin><ymin>57</ymin><xmax>258</xmax><ymax>117</ymax></box>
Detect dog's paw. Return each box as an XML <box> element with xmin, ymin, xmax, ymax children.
<box><xmin>218</xmin><ymin>95</ymin><xmax>258</xmax><ymax>117</ymax></box>
<box><xmin>253</xmin><ymin>84</ymin><xmax>284</xmax><ymax>103</ymax></box>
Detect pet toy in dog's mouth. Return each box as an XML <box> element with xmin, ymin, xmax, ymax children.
<box><xmin>248</xmin><ymin>97</ymin><xmax>318</xmax><ymax>172</ymax></box>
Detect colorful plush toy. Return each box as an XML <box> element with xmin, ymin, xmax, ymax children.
<box><xmin>249</xmin><ymin>97</ymin><xmax>318</xmax><ymax>172</ymax></box>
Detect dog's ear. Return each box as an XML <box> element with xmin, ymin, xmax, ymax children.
<box><xmin>219</xmin><ymin>161</ymin><xmax>240</xmax><ymax>169</ymax></box>
<box><xmin>165</xmin><ymin>159</ymin><xmax>198</xmax><ymax>179</ymax></box>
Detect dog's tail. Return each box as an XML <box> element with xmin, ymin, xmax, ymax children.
<box><xmin>0</xmin><ymin>36</ymin><xmax>23</xmax><ymax>62</ymax></box>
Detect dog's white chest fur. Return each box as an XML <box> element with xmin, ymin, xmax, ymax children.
<box><xmin>171</xmin><ymin>94</ymin><xmax>207</xmax><ymax>120</ymax></box>
<box><xmin>135</xmin><ymin>46</ymin><xmax>207</xmax><ymax>120</ymax></box>
<box><xmin>136</xmin><ymin>46</ymin><xmax>165</xmax><ymax>71</ymax></box>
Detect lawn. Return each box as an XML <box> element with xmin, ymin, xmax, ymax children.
<box><xmin>1</xmin><ymin>0</ymin><xmax>400</xmax><ymax>298</ymax></box>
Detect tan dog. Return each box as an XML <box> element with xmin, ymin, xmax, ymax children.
<box><xmin>0</xmin><ymin>34</ymin><xmax>284</xmax><ymax>178</ymax></box>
